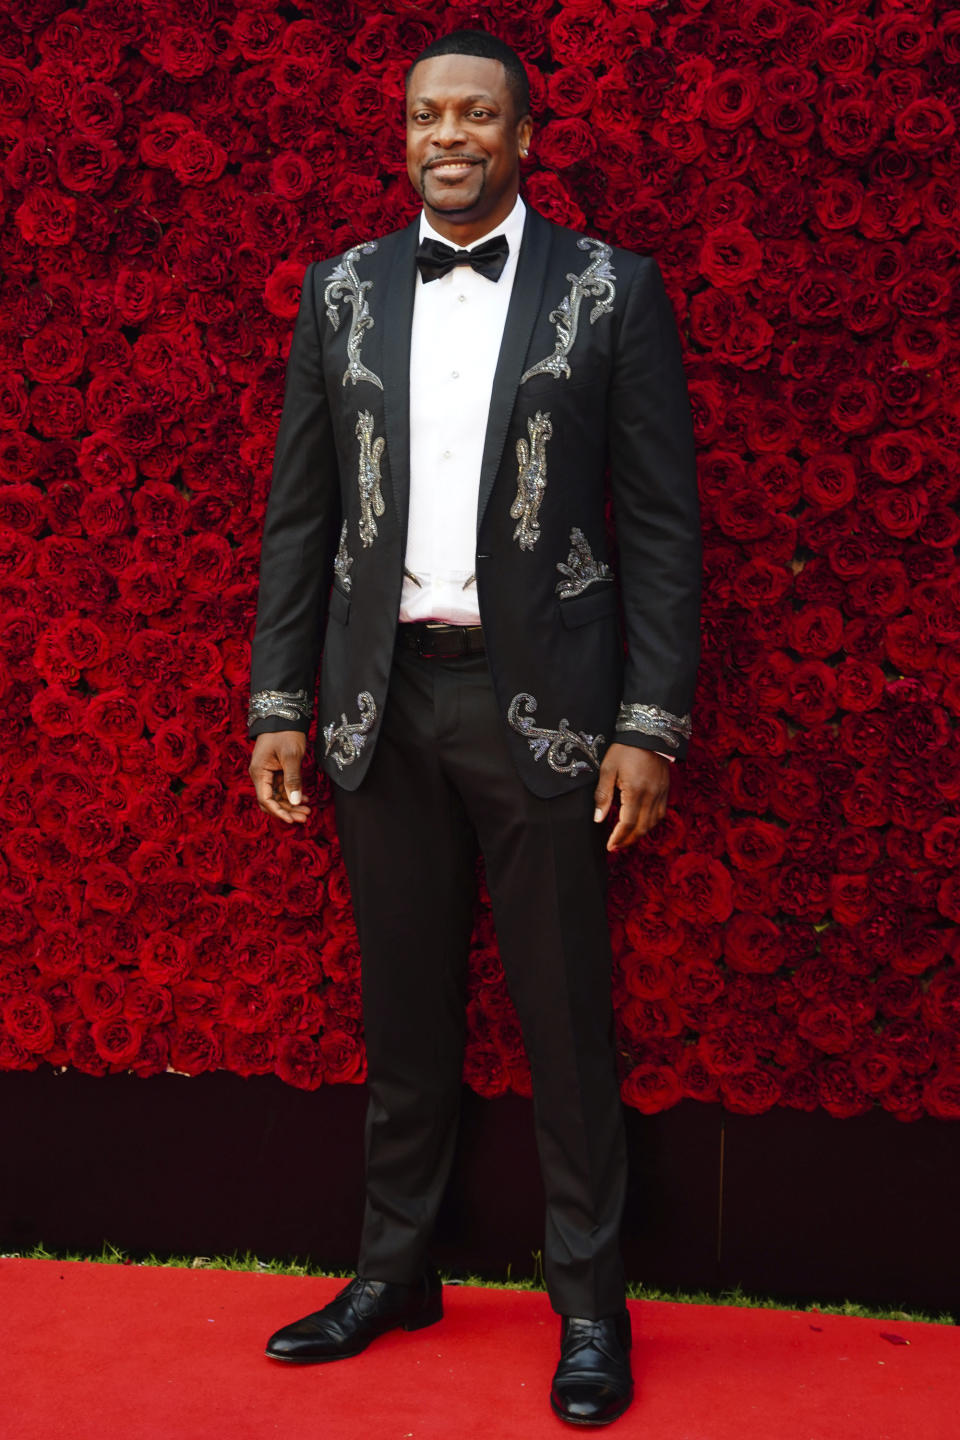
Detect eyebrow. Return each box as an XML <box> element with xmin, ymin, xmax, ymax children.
<box><xmin>411</xmin><ymin>93</ymin><xmax>497</xmax><ymax>107</ymax></box>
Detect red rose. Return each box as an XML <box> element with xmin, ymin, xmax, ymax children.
<box><xmin>621</xmin><ymin>997</ymin><xmax>683</xmax><ymax>1041</ymax></box>
<box><xmin>3</xmin><ymin>994</ymin><xmax>55</xmax><ymax>1053</ymax></box>
<box><xmin>56</xmin><ymin>134</ymin><xmax>121</xmax><ymax>195</ymax></box>
<box><xmin>82</xmin><ymin>862</ymin><xmax>136</xmax><ymax>915</ymax></box>
<box><xmin>698</xmin><ymin>224</ymin><xmax>762</xmax><ymax>287</ymax></box>
<box><xmin>725</xmin><ymin>820</ymin><xmax>785</xmax><ymax>875</ymax></box>
<box><xmin>668</xmin><ymin>853</ymin><xmax>734</xmax><ymax>923</ymax></box>
<box><xmin>922</xmin><ymin>1071</ymin><xmax>960</xmax><ymax>1120</ymax></box>
<box><xmin>222</xmin><ymin>979</ymin><xmax>280</xmax><ymax>1035</ymax></box>
<box><xmin>547</xmin><ymin>64</ymin><xmax>596</xmax><ymax>116</ymax></box>
<box><xmin>894</xmin><ymin>98</ymin><xmax>955</xmax><ymax>157</ymax></box>
<box><xmin>168</xmin><ymin>1023</ymin><xmax>221</xmax><ymax>1076</ymax></box>
<box><xmin>123</xmin><ymin>979</ymin><xmax>173</xmax><ymax>1026</ymax></box>
<box><xmin>223</xmin><ymin>1031</ymin><xmax>275</xmax><ymax>1077</ymax></box>
<box><xmin>788</xmin><ymin>604</ymin><xmax>844</xmax><ymax>659</ymax></box>
<box><xmin>723</xmin><ymin>913</ymin><xmax>782</xmax><ymax>974</ymax></box>
<box><xmin>15</xmin><ymin>186</ymin><xmax>78</xmax><ymax>246</ymax></box>
<box><xmin>773</xmin><ymin>863</ymin><xmax>830</xmax><ymax>920</ymax></box>
<box><xmin>523</xmin><ymin>172</ymin><xmax>586</xmax><ymax>230</ymax></box>
<box><xmin>782</xmin><ymin>662</ymin><xmax>837</xmax><ymax>725</ymax></box>
<box><xmin>820</xmin><ymin>97</ymin><xmax>883</xmax><ymax>161</ymax></box>
<box><xmin>883</xmin><ymin>1019</ymin><xmax>934</xmax><ymax>1076</ymax></box>
<box><xmin>936</xmin><ymin>876</ymin><xmax>960</xmax><ymax>924</ymax></box>
<box><xmin>816</xmin><ymin>1059</ymin><xmax>873</xmax><ymax>1118</ymax></box>
<box><xmin>703</xmin><ymin>69</ymin><xmax>760</xmax><ymax>130</ymax></box>
<box><xmin>65</xmin><ymin>1020</ymin><xmax>110</xmax><ymax>1076</ymax></box>
<box><xmin>535</xmin><ymin>118</ymin><xmax>595</xmax><ymax>170</ymax></box>
<box><xmin>139</xmin><ymin>931</ymin><xmax>191</xmax><ymax>987</ymax></box>
<box><xmin>835</xmin><ymin>659</ymin><xmax>885</xmax><ymax>713</ymax></box>
<box><xmin>621</xmin><ymin>1064</ymin><xmax>683</xmax><ymax>1114</ymax></box>
<box><xmin>800</xmin><ymin>452</ymin><xmax>857</xmax><ymax>510</ymax></box>
<box><xmin>828</xmin><ymin>376</ymin><xmax>883</xmax><ymax>433</ymax></box>
<box><xmin>676</xmin><ymin>1047</ymin><xmax>720</xmax><ymax>1103</ymax></box>
<box><xmin>90</xmin><ymin>1016</ymin><xmax>144</xmax><ymax>1066</ymax></box>
<box><xmin>155</xmin><ymin>26</ymin><xmax>216</xmax><ymax>83</ymax></box>
<box><xmin>720</xmin><ymin>1067</ymin><xmax>781</xmax><ymax>1115</ymax></box>
<box><xmin>128</xmin><ymin>1029</ymin><xmax>170</xmax><ymax>1078</ymax></box>
<box><xmin>779</xmin><ymin>1071</ymin><xmax>819</xmax><ymax>1112</ymax></box>
<box><xmin>318</xmin><ymin>1028</ymin><xmax>365</xmax><ymax>1084</ymax></box>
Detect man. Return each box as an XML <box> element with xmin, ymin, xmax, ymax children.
<box><xmin>247</xmin><ymin>29</ymin><xmax>700</xmax><ymax>1428</ymax></box>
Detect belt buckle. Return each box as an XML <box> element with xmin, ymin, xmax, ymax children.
<box><xmin>418</xmin><ymin>621</ymin><xmax>450</xmax><ymax>659</ymax></box>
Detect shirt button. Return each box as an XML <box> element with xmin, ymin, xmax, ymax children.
<box><xmin>451</xmin><ymin>370</ymin><xmax>459</xmax><ymax>379</ymax></box>
<box><xmin>458</xmin><ymin>294</ymin><xmax>467</xmax><ymax>303</ymax></box>
<box><xmin>443</xmin><ymin>450</ymin><xmax>452</xmax><ymax>459</ymax></box>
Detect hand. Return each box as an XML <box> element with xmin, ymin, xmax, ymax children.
<box><xmin>249</xmin><ymin>730</ymin><xmax>312</xmax><ymax>826</ymax></box>
<box><xmin>593</xmin><ymin>743</ymin><xmax>670</xmax><ymax>852</ymax></box>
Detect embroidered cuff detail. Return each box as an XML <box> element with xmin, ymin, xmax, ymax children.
<box><xmin>616</xmin><ymin>702</ymin><xmax>691</xmax><ymax>751</ymax></box>
<box><xmin>248</xmin><ymin>688</ymin><xmax>313</xmax><ymax>728</ymax></box>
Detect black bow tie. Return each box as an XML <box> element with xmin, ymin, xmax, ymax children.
<box><xmin>415</xmin><ymin>233</ymin><xmax>510</xmax><ymax>284</ymax></box>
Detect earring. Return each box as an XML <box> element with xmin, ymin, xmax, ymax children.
<box><xmin>521</xmin><ymin>147</ymin><xmax>529</xmax><ymax>157</ymax></box>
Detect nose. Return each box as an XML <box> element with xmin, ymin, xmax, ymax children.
<box><xmin>432</xmin><ymin>109</ymin><xmax>467</xmax><ymax>148</ymax></box>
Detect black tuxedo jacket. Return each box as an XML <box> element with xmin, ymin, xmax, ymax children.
<box><xmin>247</xmin><ymin>205</ymin><xmax>701</xmax><ymax>798</ymax></box>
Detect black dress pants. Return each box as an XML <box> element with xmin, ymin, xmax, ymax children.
<box><xmin>332</xmin><ymin>638</ymin><xmax>628</xmax><ymax>1318</ymax></box>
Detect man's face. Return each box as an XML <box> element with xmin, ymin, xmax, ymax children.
<box><xmin>405</xmin><ymin>53</ymin><xmax>533</xmax><ymax>241</ymax></box>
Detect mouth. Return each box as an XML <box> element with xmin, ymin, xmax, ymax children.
<box><xmin>425</xmin><ymin>158</ymin><xmax>483</xmax><ymax>181</ymax></box>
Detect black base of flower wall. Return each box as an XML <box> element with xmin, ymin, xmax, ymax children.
<box><xmin>2</xmin><ymin>1069</ymin><xmax>958</xmax><ymax>1315</ymax></box>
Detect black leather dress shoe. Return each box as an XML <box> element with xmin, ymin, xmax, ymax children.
<box><xmin>550</xmin><ymin>1310</ymin><xmax>633</xmax><ymax>1426</ymax></box>
<box><xmin>265</xmin><ymin>1271</ymin><xmax>442</xmax><ymax>1363</ymax></box>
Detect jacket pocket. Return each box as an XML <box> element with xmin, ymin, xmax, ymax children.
<box><xmin>519</xmin><ymin>363</ymin><xmax>607</xmax><ymax>403</ymax></box>
<box><xmin>328</xmin><ymin>585</ymin><xmax>351</xmax><ymax>626</ymax></box>
<box><xmin>557</xmin><ymin>585</ymin><xmax>618</xmax><ymax>629</ymax></box>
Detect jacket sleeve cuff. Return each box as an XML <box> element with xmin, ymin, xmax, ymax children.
<box><xmin>614</xmin><ymin>702</ymin><xmax>691</xmax><ymax>756</ymax></box>
<box><xmin>247</xmin><ymin>688</ymin><xmax>313</xmax><ymax>735</ymax></box>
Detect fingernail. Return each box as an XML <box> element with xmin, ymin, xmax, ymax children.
<box><xmin>289</xmin><ymin>790</ymin><xmax>301</xmax><ymax>805</ymax></box>
<box><xmin>594</xmin><ymin>808</ymin><xmax>603</xmax><ymax>822</ymax></box>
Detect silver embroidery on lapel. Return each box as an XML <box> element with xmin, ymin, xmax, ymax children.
<box><xmin>333</xmin><ymin>520</ymin><xmax>353</xmax><ymax>592</ymax></box>
<box><xmin>520</xmin><ymin>237</ymin><xmax>616</xmax><ymax>385</ymax></box>
<box><xmin>507</xmin><ymin>693</ymin><xmax>603</xmax><ymax>776</ymax></box>
<box><xmin>323</xmin><ymin>691</ymin><xmax>377</xmax><ymax>769</ymax></box>
<box><xmin>247</xmin><ymin>688</ymin><xmax>312</xmax><ymax>728</ymax></box>
<box><xmin>510</xmin><ymin>411</ymin><xmax>552</xmax><ymax>551</ymax></box>
<box><xmin>616</xmin><ymin>703</ymin><xmax>692</xmax><ymax>750</ymax></box>
<box><xmin>323</xmin><ymin>242</ymin><xmax>383</xmax><ymax>390</ymax></box>
<box><xmin>555</xmin><ymin>527</ymin><xmax>614</xmax><ymax>597</ymax></box>
<box><xmin>356</xmin><ymin>410</ymin><xmax>385</xmax><ymax>548</ymax></box>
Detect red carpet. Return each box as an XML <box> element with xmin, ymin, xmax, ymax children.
<box><xmin>2</xmin><ymin>1260</ymin><xmax>956</xmax><ymax>1440</ymax></box>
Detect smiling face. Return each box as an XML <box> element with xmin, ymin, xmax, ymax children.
<box><xmin>405</xmin><ymin>53</ymin><xmax>533</xmax><ymax>245</ymax></box>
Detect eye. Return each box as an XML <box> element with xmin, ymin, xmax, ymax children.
<box><xmin>468</xmin><ymin>109</ymin><xmax>491</xmax><ymax>120</ymax></box>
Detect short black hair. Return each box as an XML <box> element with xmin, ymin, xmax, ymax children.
<box><xmin>405</xmin><ymin>29</ymin><xmax>531</xmax><ymax>122</ymax></box>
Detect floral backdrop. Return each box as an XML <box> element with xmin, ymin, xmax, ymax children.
<box><xmin>1</xmin><ymin>0</ymin><xmax>959</xmax><ymax>1121</ymax></box>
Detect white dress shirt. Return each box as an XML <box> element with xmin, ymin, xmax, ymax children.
<box><xmin>400</xmin><ymin>194</ymin><xmax>526</xmax><ymax>625</ymax></box>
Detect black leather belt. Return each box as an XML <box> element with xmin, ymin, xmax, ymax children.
<box><xmin>398</xmin><ymin>621</ymin><xmax>486</xmax><ymax>658</ymax></box>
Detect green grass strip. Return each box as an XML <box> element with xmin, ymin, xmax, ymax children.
<box><xmin>4</xmin><ymin>1243</ymin><xmax>953</xmax><ymax>1326</ymax></box>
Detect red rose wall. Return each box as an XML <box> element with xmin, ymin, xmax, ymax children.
<box><xmin>1</xmin><ymin>0</ymin><xmax>959</xmax><ymax>1121</ymax></box>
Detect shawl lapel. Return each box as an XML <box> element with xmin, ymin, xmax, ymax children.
<box><xmin>379</xmin><ymin>218</ymin><xmax>419</xmax><ymax>540</ymax></box>
<box><xmin>476</xmin><ymin>207</ymin><xmax>552</xmax><ymax>534</ymax></box>
<box><xmin>376</xmin><ymin>205</ymin><xmax>554</xmax><ymax>542</ymax></box>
